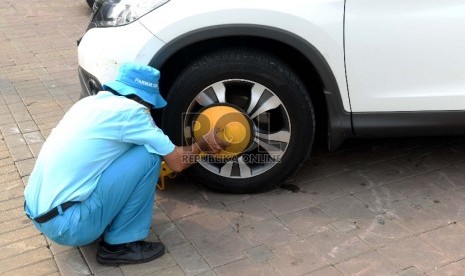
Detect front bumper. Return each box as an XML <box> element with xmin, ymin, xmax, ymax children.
<box><xmin>77</xmin><ymin>20</ymin><xmax>165</xmax><ymax>95</ymax></box>
<box><xmin>78</xmin><ymin>66</ymin><xmax>103</xmax><ymax>99</ymax></box>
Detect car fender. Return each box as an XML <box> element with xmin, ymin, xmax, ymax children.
<box><xmin>140</xmin><ymin>0</ymin><xmax>350</xmax><ymax>108</ymax></box>
<box><xmin>141</xmin><ymin>1</ymin><xmax>353</xmax><ymax>150</ymax></box>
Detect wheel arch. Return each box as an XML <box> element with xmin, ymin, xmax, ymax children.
<box><xmin>150</xmin><ymin>24</ymin><xmax>352</xmax><ymax>151</ymax></box>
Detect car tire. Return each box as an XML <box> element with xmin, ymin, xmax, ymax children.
<box><xmin>162</xmin><ymin>48</ymin><xmax>315</xmax><ymax>193</ymax></box>
<box><xmin>86</xmin><ymin>0</ymin><xmax>94</xmax><ymax>9</ymax></box>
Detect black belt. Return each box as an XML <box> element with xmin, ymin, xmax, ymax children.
<box><xmin>25</xmin><ymin>201</ymin><xmax>77</xmax><ymax>223</ymax></box>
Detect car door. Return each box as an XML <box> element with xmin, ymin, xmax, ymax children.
<box><xmin>345</xmin><ymin>0</ymin><xmax>465</xmax><ymax>113</ymax></box>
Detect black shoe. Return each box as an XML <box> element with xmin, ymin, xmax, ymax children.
<box><xmin>97</xmin><ymin>241</ymin><xmax>165</xmax><ymax>265</ymax></box>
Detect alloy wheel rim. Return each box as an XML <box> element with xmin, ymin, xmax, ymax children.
<box><xmin>183</xmin><ymin>79</ymin><xmax>291</xmax><ymax>178</ymax></box>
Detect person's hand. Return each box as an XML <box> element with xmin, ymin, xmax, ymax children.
<box><xmin>197</xmin><ymin>128</ymin><xmax>230</xmax><ymax>154</ymax></box>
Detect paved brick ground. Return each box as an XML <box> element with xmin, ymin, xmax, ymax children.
<box><xmin>2</xmin><ymin>0</ymin><xmax>465</xmax><ymax>275</ymax></box>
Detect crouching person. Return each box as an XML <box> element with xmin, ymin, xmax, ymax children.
<box><xmin>24</xmin><ymin>63</ymin><xmax>228</xmax><ymax>265</ymax></box>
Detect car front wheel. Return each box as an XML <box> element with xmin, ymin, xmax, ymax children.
<box><xmin>162</xmin><ymin>48</ymin><xmax>315</xmax><ymax>193</ymax></box>
<box><xmin>86</xmin><ymin>0</ymin><xmax>94</xmax><ymax>9</ymax></box>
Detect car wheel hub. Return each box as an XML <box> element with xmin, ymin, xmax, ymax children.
<box><xmin>184</xmin><ymin>79</ymin><xmax>291</xmax><ymax>178</ymax></box>
<box><xmin>192</xmin><ymin>104</ymin><xmax>254</xmax><ymax>160</ymax></box>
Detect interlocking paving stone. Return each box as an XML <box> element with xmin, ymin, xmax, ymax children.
<box><xmin>428</xmin><ymin>162</ymin><xmax>465</xmax><ymax>188</ymax></box>
<box><xmin>152</xmin><ymin>265</ymin><xmax>186</xmax><ymax>276</ymax></box>
<box><xmin>200</xmin><ymin>202</ymin><xmax>229</xmax><ymax>219</ymax></box>
<box><xmin>353</xmin><ymin>184</ymin><xmax>406</xmax><ymax>213</ymax></box>
<box><xmin>358</xmin><ymin>148</ymin><xmax>451</xmax><ymax>187</ymax></box>
<box><xmin>0</xmin><ymin>234</ymin><xmax>47</xmax><ymax>260</ymax></box>
<box><xmin>395</xmin><ymin>266</ymin><xmax>424</xmax><ymax>276</ymax></box>
<box><xmin>198</xmin><ymin>189</ymin><xmax>251</xmax><ymax>204</ymax></box>
<box><xmin>304</xmin><ymin>153</ymin><xmax>359</xmax><ymax>177</ymax></box>
<box><xmin>195</xmin><ymin>271</ymin><xmax>217</xmax><ymax>276</ymax></box>
<box><xmin>3</xmin><ymin>133</ymin><xmax>26</xmax><ymax>148</ymax></box>
<box><xmin>11</xmin><ymin>111</ymin><xmax>33</xmax><ymax>123</ymax></box>
<box><xmin>427</xmin><ymin>263</ymin><xmax>465</xmax><ymax>276</ymax></box>
<box><xmin>0</xmin><ymin>216</ymin><xmax>31</xmax><ymax>234</ymax></box>
<box><xmin>152</xmin><ymin>201</ymin><xmax>173</xmax><ymax>226</ymax></box>
<box><xmin>387</xmin><ymin>201</ymin><xmax>451</xmax><ymax>233</ymax></box>
<box><xmin>158</xmin><ymin>190</ymin><xmax>209</xmax><ymax>220</ymax></box>
<box><xmin>119</xmin><ymin>252</ymin><xmax>177</xmax><ymax>276</ymax></box>
<box><xmin>220</xmin><ymin>198</ymin><xmax>274</xmax><ymax>229</ymax></box>
<box><xmin>0</xmin><ymin>179</ymin><xmax>23</xmax><ymax>201</ymax></box>
<box><xmin>238</xmin><ymin>218</ymin><xmax>299</xmax><ymax>249</ymax></box>
<box><xmin>279</xmin><ymin>206</ymin><xmax>334</xmax><ymax>237</ymax></box>
<box><xmin>54</xmin><ymin>249</ymin><xmax>92</xmax><ymax>276</ymax></box>
<box><xmin>269</xmin><ymin>239</ymin><xmax>329</xmax><ymax>275</ymax></box>
<box><xmin>26</xmin><ymin>103</ymin><xmax>63</xmax><ymax>117</ymax></box>
<box><xmin>187</xmin><ymin>228</ymin><xmax>251</xmax><ymax>268</ymax></box>
<box><xmin>37</xmin><ymin>123</ymin><xmax>56</xmax><ymax>138</ymax></box>
<box><xmin>317</xmin><ymin>195</ymin><xmax>377</xmax><ymax>220</ymax></box>
<box><xmin>290</xmin><ymin>161</ymin><xmax>326</xmax><ymax>183</ymax></box>
<box><xmin>0</xmin><ymin>196</ymin><xmax>24</xmax><ymax>212</ymax></box>
<box><xmin>328</xmin><ymin>218</ymin><xmax>359</xmax><ymax>234</ymax></box>
<box><xmin>427</xmin><ymin>144</ymin><xmax>465</xmax><ymax>164</ymax></box>
<box><xmin>23</xmin><ymin>131</ymin><xmax>45</xmax><ymax>145</ymax></box>
<box><xmin>94</xmin><ymin>267</ymin><xmax>125</xmax><ymax>276</ymax></box>
<box><xmin>305</xmin><ymin>229</ymin><xmax>371</xmax><ymax>264</ymax></box>
<box><xmin>455</xmin><ymin>258</ymin><xmax>465</xmax><ymax>271</ymax></box>
<box><xmin>418</xmin><ymin>224</ymin><xmax>465</xmax><ymax>261</ymax></box>
<box><xmin>243</xmin><ymin>244</ymin><xmax>275</xmax><ymax>263</ymax></box>
<box><xmin>28</xmin><ymin>142</ymin><xmax>44</xmax><ymax>158</ymax></box>
<box><xmin>154</xmin><ymin>221</ymin><xmax>189</xmax><ymax>250</ymax></box>
<box><xmin>0</xmin><ymin>206</ymin><xmax>25</xmax><ymax>223</ymax></box>
<box><xmin>0</xmin><ymin>152</ymin><xmax>10</xmax><ymax>164</ymax></box>
<box><xmin>168</xmin><ymin>243</ymin><xmax>211</xmax><ymax>276</ymax></box>
<box><xmin>0</xmin><ymin>105</ymin><xmax>10</xmax><ymax>115</ymax></box>
<box><xmin>307</xmin><ymin>265</ymin><xmax>344</xmax><ymax>276</ymax></box>
<box><xmin>80</xmin><ymin>242</ymin><xmax>115</xmax><ymax>275</ymax></box>
<box><xmin>457</xmin><ymin>220</ymin><xmax>465</xmax><ymax>231</ymax></box>
<box><xmin>31</xmin><ymin>111</ymin><xmax>65</xmax><ymax>125</ymax></box>
<box><xmin>48</xmin><ymin>239</ymin><xmax>75</xmax><ymax>256</ymax></box>
<box><xmin>154</xmin><ymin>175</ymin><xmax>199</xmax><ymax>201</ymax></box>
<box><xmin>378</xmin><ymin>236</ymin><xmax>450</xmax><ymax>272</ymax></box>
<box><xmin>214</xmin><ymin>258</ymin><xmax>280</xmax><ymax>276</ymax></box>
<box><xmin>299</xmin><ymin>177</ymin><xmax>352</xmax><ymax>205</ymax></box>
<box><xmin>9</xmin><ymin>145</ymin><xmax>33</xmax><ymax>162</ymax></box>
<box><xmin>254</xmin><ymin>189</ymin><xmax>315</xmax><ymax>216</ymax></box>
<box><xmin>335</xmin><ymin>251</ymin><xmax>401</xmax><ymax>275</ymax></box>
<box><xmin>0</xmin><ymin>123</ymin><xmax>20</xmax><ymax>136</ymax></box>
<box><xmin>426</xmin><ymin>192</ymin><xmax>465</xmax><ymax>224</ymax></box>
<box><xmin>354</xmin><ymin>215</ymin><xmax>412</xmax><ymax>248</ymax></box>
<box><xmin>2</xmin><ymin>258</ymin><xmax>59</xmax><ymax>276</ymax></box>
<box><xmin>324</xmin><ymin>170</ymin><xmax>378</xmax><ymax>193</ymax></box>
<box><xmin>0</xmin><ymin>246</ymin><xmax>53</xmax><ymax>274</ymax></box>
<box><xmin>176</xmin><ymin>212</ymin><xmax>233</xmax><ymax>240</ymax></box>
<box><xmin>15</xmin><ymin>158</ymin><xmax>35</xmax><ymax>177</ymax></box>
<box><xmin>390</xmin><ymin>169</ymin><xmax>459</xmax><ymax>199</ymax></box>
<box><xmin>0</xmin><ymin>113</ymin><xmax>15</xmax><ymax>125</ymax></box>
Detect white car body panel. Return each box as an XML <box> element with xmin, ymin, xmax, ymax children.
<box><xmin>77</xmin><ymin>0</ymin><xmax>465</xmax><ymax>114</ymax></box>
<box><xmin>140</xmin><ymin>0</ymin><xmax>350</xmax><ymax>110</ymax></box>
<box><xmin>345</xmin><ymin>0</ymin><xmax>465</xmax><ymax>112</ymax></box>
<box><xmin>79</xmin><ymin>0</ymin><xmax>351</xmax><ymax>111</ymax></box>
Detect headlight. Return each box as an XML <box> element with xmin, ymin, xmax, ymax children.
<box><xmin>90</xmin><ymin>0</ymin><xmax>169</xmax><ymax>28</ymax></box>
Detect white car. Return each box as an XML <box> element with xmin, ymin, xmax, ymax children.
<box><xmin>77</xmin><ymin>0</ymin><xmax>465</xmax><ymax>193</ymax></box>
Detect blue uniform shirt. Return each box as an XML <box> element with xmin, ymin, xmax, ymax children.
<box><xmin>24</xmin><ymin>91</ymin><xmax>175</xmax><ymax>217</ymax></box>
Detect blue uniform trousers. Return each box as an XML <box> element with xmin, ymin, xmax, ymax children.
<box><xmin>28</xmin><ymin>146</ymin><xmax>161</xmax><ymax>246</ymax></box>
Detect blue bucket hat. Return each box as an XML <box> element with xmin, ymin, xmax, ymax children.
<box><xmin>103</xmin><ymin>62</ymin><xmax>167</xmax><ymax>108</ymax></box>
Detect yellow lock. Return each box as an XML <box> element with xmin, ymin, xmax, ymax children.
<box><xmin>157</xmin><ymin>104</ymin><xmax>253</xmax><ymax>191</ymax></box>
<box><xmin>157</xmin><ymin>161</ymin><xmax>176</xmax><ymax>191</ymax></box>
<box><xmin>192</xmin><ymin>104</ymin><xmax>253</xmax><ymax>160</ymax></box>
